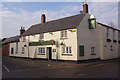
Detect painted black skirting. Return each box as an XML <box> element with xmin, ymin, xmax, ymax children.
<box><xmin>8</xmin><ymin>56</ymin><xmax>119</xmax><ymax>64</ymax></box>
<box><xmin>2</xmin><ymin>78</ymin><xmax>119</xmax><ymax>80</ymax></box>
<box><xmin>9</xmin><ymin>56</ymin><xmax>101</xmax><ymax>63</ymax></box>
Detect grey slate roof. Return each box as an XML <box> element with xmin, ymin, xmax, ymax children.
<box><xmin>22</xmin><ymin>14</ymin><xmax>85</xmax><ymax>36</ymax></box>
<box><xmin>97</xmin><ymin>22</ymin><xmax>120</xmax><ymax>31</ymax></box>
<box><xmin>2</xmin><ymin>36</ymin><xmax>20</xmax><ymax>45</ymax></box>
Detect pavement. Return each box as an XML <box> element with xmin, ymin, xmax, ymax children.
<box><xmin>1</xmin><ymin>56</ymin><xmax>120</xmax><ymax>79</ymax></box>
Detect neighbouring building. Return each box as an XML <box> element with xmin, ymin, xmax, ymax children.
<box><xmin>2</xmin><ymin>36</ymin><xmax>20</xmax><ymax>56</ymax></box>
<box><xmin>6</xmin><ymin>1</ymin><xmax>120</xmax><ymax>61</ymax></box>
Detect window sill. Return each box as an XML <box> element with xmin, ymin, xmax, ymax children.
<box><xmin>91</xmin><ymin>53</ymin><xmax>96</xmax><ymax>55</ymax></box>
<box><xmin>79</xmin><ymin>55</ymin><xmax>84</xmax><ymax>57</ymax></box>
<box><xmin>60</xmin><ymin>37</ymin><xmax>68</xmax><ymax>39</ymax></box>
<box><xmin>39</xmin><ymin>40</ymin><xmax>44</xmax><ymax>41</ymax></box>
<box><xmin>61</xmin><ymin>54</ymin><xmax>72</xmax><ymax>56</ymax></box>
<box><xmin>38</xmin><ymin>53</ymin><xmax>45</xmax><ymax>55</ymax></box>
<box><xmin>15</xmin><ymin>52</ymin><xmax>18</xmax><ymax>53</ymax></box>
<box><xmin>21</xmin><ymin>52</ymin><xmax>24</xmax><ymax>54</ymax></box>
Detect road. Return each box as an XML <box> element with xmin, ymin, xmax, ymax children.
<box><xmin>2</xmin><ymin>56</ymin><xmax>120</xmax><ymax>79</ymax></box>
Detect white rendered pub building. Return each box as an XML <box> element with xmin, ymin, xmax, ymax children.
<box><xmin>9</xmin><ymin>1</ymin><xmax>120</xmax><ymax>61</ymax></box>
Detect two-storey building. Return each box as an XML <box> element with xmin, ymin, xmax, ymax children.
<box><xmin>8</xmin><ymin>2</ymin><xmax>120</xmax><ymax>61</ymax></box>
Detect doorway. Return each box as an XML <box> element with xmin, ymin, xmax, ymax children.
<box><xmin>48</xmin><ymin>47</ymin><xmax>52</xmax><ymax>60</ymax></box>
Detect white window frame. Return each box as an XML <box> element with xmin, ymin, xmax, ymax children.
<box><xmin>61</xmin><ymin>30</ymin><xmax>67</xmax><ymax>38</ymax></box>
<box><xmin>39</xmin><ymin>34</ymin><xmax>44</xmax><ymax>40</ymax></box>
<box><xmin>23</xmin><ymin>36</ymin><xmax>26</xmax><ymax>42</ymax></box>
<box><xmin>91</xmin><ymin>47</ymin><xmax>95</xmax><ymax>55</ymax></box>
<box><xmin>22</xmin><ymin>47</ymin><xmax>25</xmax><ymax>54</ymax></box>
<box><xmin>62</xmin><ymin>46</ymin><xmax>72</xmax><ymax>54</ymax></box>
<box><xmin>38</xmin><ymin>47</ymin><xmax>45</xmax><ymax>54</ymax></box>
<box><xmin>16</xmin><ymin>42</ymin><xmax>18</xmax><ymax>53</ymax></box>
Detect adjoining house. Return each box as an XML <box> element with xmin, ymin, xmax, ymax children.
<box><xmin>2</xmin><ymin>36</ymin><xmax>20</xmax><ymax>56</ymax></box>
<box><xmin>7</xmin><ymin>1</ymin><xmax>120</xmax><ymax>61</ymax></box>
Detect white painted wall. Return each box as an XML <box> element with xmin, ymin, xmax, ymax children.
<box><xmin>10</xmin><ymin>28</ymin><xmax>78</xmax><ymax>61</ymax></box>
<box><xmin>77</xmin><ymin>14</ymin><xmax>100</xmax><ymax>60</ymax></box>
<box><xmin>100</xmin><ymin>26</ymin><xmax>119</xmax><ymax>60</ymax></box>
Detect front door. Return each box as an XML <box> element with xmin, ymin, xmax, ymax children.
<box><xmin>48</xmin><ymin>47</ymin><xmax>52</xmax><ymax>60</ymax></box>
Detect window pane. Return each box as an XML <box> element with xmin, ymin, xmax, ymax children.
<box><xmin>40</xmin><ymin>34</ymin><xmax>44</xmax><ymax>40</ymax></box>
<box><xmin>79</xmin><ymin>46</ymin><xmax>84</xmax><ymax>56</ymax></box>
<box><xmin>69</xmin><ymin>47</ymin><xmax>72</xmax><ymax>53</ymax></box>
<box><xmin>16</xmin><ymin>43</ymin><xmax>18</xmax><ymax>52</ymax></box>
<box><xmin>43</xmin><ymin>48</ymin><xmax>45</xmax><ymax>53</ymax></box>
<box><xmin>22</xmin><ymin>47</ymin><xmax>24</xmax><ymax>54</ymax></box>
<box><xmin>66</xmin><ymin>47</ymin><xmax>69</xmax><ymax>53</ymax></box>
<box><xmin>62</xmin><ymin>47</ymin><xmax>65</xmax><ymax>53</ymax></box>
<box><xmin>40</xmin><ymin>48</ymin><xmax>42</xmax><ymax>53</ymax></box>
<box><xmin>91</xmin><ymin>47</ymin><xmax>95</xmax><ymax>54</ymax></box>
<box><xmin>61</xmin><ymin>31</ymin><xmax>67</xmax><ymax>38</ymax></box>
<box><xmin>106</xmin><ymin>28</ymin><xmax>109</xmax><ymax>38</ymax></box>
<box><xmin>23</xmin><ymin>37</ymin><xmax>26</xmax><ymax>42</ymax></box>
<box><xmin>65</xmin><ymin>31</ymin><xmax>67</xmax><ymax>37</ymax></box>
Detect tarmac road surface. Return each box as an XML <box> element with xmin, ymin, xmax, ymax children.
<box><xmin>2</xmin><ymin>56</ymin><xmax>120</xmax><ymax>78</ymax></box>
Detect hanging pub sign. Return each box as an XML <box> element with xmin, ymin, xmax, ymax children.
<box><xmin>89</xmin><ymin>15</ymin><xmax>96</xmax><ymax>29</ymax></box>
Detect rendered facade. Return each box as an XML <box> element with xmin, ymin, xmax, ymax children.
<box><xmin>2</xmin><ymin>2</ymin><xmax>120</xmax><ymax>61</ymax></box>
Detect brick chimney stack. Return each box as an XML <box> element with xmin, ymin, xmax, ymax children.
<box><xmin>83</xmin><ymin>0</ymin><xmax>88</xmax><ymax>14</ymax></box>
<box><xmin>20</xmin><ymin>27</ymin><xmax>25</xmax><ymax>36</ymax></box>
<box><xmin>41</xmin><ymin>14</ymin><xmax>46</xmax><ymax>24</ymax></box>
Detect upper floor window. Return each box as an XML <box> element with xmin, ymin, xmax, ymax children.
<box><xmin>61</xmin><ymin>30</ymin><xmax>67</xmax><ymax>38</ymax></box>
<box><xmin>106</xmin><ymin>28</ymin><xmax>109</xmax><ymax>39</ymax></box>
<box><xmin>40</xmin><ymin>34</ymin><xmax>44</xmax><ymax>40</ymax></box>
<box><xmin>23</xmin><ymin>36</ymin><xmax>26</xmax><ymax>42</ymax></box>
<box><xmin>113</xmin><ymin>30</ymin><xmax>115</xmax><ymax>39</ymax></box>
<box><xmin>119</xmin><ymin>31</ymin><xmax>120</xmax><ymax>40</ymax></box>
<box><xmin>22</xmin><ymin>47</ymin><xmax>25</xmax><ymax>54</ymax></box>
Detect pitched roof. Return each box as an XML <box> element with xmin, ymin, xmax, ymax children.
<box><xmin>22</xmin><ymin>14</ymin><xmax>85</xmax><ymax>36</ymax></box>
<box><xmin>97</xmin><ymin>22</ymin><xmax>120</xmax><ymax>31</ymax></box>
<box><xmin>2</xmin><ymin>36</ymin><xmax>20</xmax><ymax>45</ymax></box>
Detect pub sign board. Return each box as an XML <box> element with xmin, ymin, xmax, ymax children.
<box><xmin>29</xmin><ymin>40</ymin><xmax>55</xmax><ymax>46</ymax></box>
<box><xmin>89</xmin><ymin>18</ymin><xmax>96</xmax><ymax>29</ymax></box>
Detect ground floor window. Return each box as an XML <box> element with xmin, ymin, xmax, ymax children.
<box><xmin>22</xmin><ymin>47</ymin><xmax>25</xmax><ymax>54</ymax></box>
<box><xmin>62</xmin><ymin>47</ymin><xmax>72</xmax><ymax>54</ymax></box>
<box><xmin>11</xmin><ymin>48</ymin><xmax>14</xmax><ymax>54</ymax></box>
<box><xmin>38</xmin><ymin>47</ymin><xmax>45</xmax><ymax>54</ymax></box>
<box><xmin>91</xmin><ymin>47</ymin><xmax>96</xmax><ymax>55</ymax></box>
<box><xmin>79</xmin><ymin>46</ymin><xmax>84</xmax><ymax>56</ymax></box>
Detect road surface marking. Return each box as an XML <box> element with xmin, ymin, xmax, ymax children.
<box><xmin>3</xmin><ymin>65</ymin><xmax>10</xmax><ymax>72</ymax></box>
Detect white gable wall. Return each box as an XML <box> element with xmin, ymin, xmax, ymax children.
<box><xmin>77</xmin><ymin>14</ymin><xmax>100</xmax><ymax>60</ymax></box>
<box><xmin>101</xmin><ymin>26</ymin><xmax>119</xmax><ymax>60</ymax></box>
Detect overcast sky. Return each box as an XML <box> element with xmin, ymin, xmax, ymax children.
<box><xmin>0</xmin><ymin>1</ymin><xmax>119</xmax><ymax>38</ymax></box>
